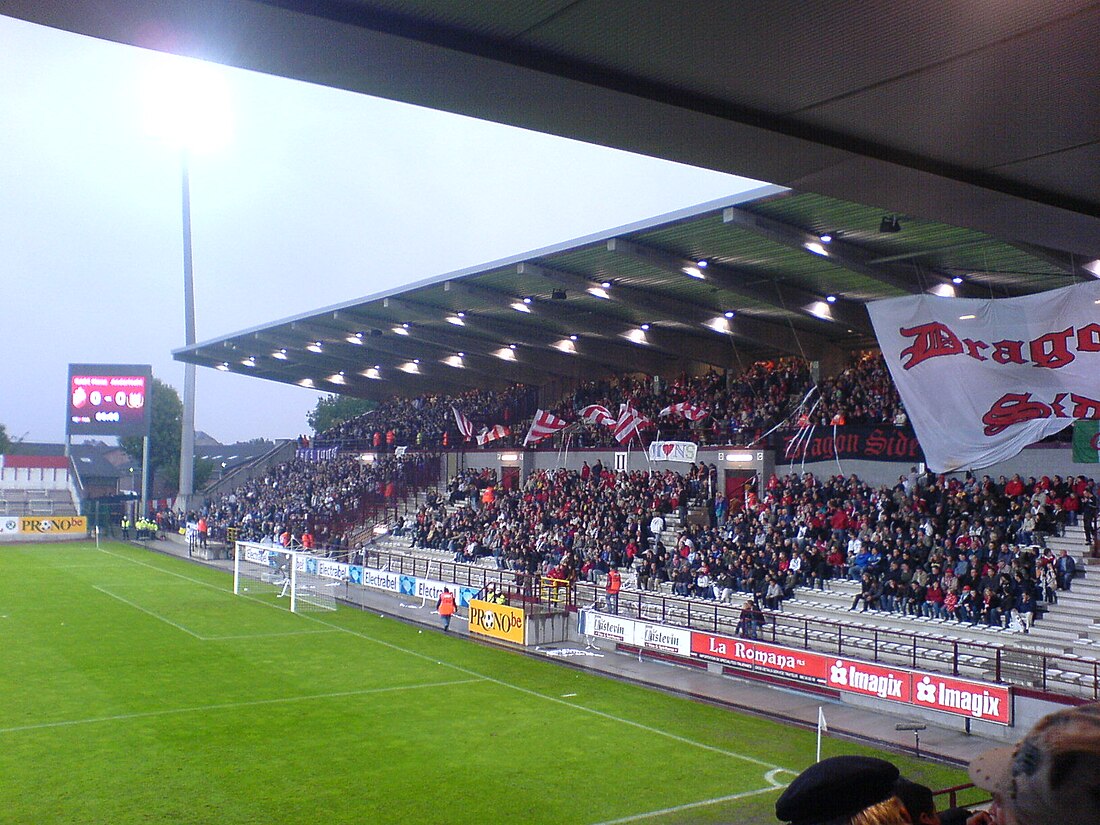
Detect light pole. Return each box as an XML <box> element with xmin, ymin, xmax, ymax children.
<box><xmin>178</xmin><ymin>151</ymin><xmax>196</xmax><ymax>515</ymax></box>
<box><xmin>142</xmin><ymin>54</ymin><xmax>231</xmax><ymax>516</ymax></box>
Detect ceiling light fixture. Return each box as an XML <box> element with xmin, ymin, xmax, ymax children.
<box><xmin>346</xmin><ymin>332</ymin><xmax>364</xmax><ymax>344</ymax></box>
<box><xmin>392</xmin><ymin>325</ymin><xmax>409</xmax><ymax>336</ymax></box>
<box><xmin>819</xmin><ymin>233</ymin><xmax>833</xmax><ymax>244</ymax></box>
<box><xmin>587</xmin><ymin>286</ymin><xmax>610</xmax><ymax>299</ymax></box>
<box><xmin>682</xmin><ymin>265</ymin><xmax>705</xmax><ymax>279</ymax></box>
<box><xmin>298</xmin><ymin>378</ymin><xmax>314</xmax><ymax>387</ymax></box>
<box><xmin>272</xmin><ymin>349</ymin><xmax>288</xmax><ymax>360</ymax></box>
<box><xmin>446</xmin><ymin>314</ymin><xmax>465</xmax><ymax>326</ymax></box>
<box><xmin>306</xmin><ymin>341</ymin><xmax>324</xmax><ymax>353</ymax></box>
<box><xmin>825</xmin><ymin>295</ymin><xmax>837</xmax><ymax>303</ymax></box>
<box><xmin>804</xmin><ymin>241</ymin><xmax>829</xmax><ymax>257</ymax></box>
<box><xmin>510</xmin><ymin>301</ymin><xmax>531</xmax><ymax>313</ymax></box>
<box><xmin>951</xmin><ymin>276</ymin><xmax>964</xmax><ymax>285</ymax></box>
<box><xmin>724</xmin><ymin>310</ymin><xmax>736</xmax><ymax>319</ymax></box>
<box><xmin>216</xmin><ymin>362</ymin><xmax>230</xmax><ymax>371</ymax></box>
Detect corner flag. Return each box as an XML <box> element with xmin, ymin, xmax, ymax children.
<box><xmin>816</xmin><ymin>706</ymin><xmax>828</xmax><ymax>762</ymax></box>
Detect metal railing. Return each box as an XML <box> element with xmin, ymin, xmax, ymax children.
<box><xmin>358</xmin><ymin>545</ymin><xmax>1099</xmax><ymax>699</ymax></box>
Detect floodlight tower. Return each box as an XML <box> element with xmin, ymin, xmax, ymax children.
<box><xmin>143</xmin><ymin>55</ymin><xmax>232</xmax><ymax>516</ymax></box>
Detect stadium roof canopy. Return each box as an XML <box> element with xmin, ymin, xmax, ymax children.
<box><xmin>5</xmin><ymin>1</ymin><xmax>1099</xmax><ymax>259</ymax></box>
<box><xmin>9</xmin><ymin>1</ymin><xmax>1099</xmax><ymax>400</ymax></box>
<box><xmin>171</xmin><ymin>186</ymin><xmax>1083</xmax><ymax>400</ymax></box>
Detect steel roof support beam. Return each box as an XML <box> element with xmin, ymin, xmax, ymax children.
<box><xmin>605</xmin><ymin>236</ymin><xmax>872</xmax><ymax>335</ymax></box>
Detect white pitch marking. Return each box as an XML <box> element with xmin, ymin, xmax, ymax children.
<box><xmin>91</xmin><ymin>585</ymin><xmax>205</xmax><ymax>639</ymax></box>
<box><xmin>0</xmin><ymin>679</ymin><xmax>485</xmax><ymax>735</ymax></box>
<box><xmin>94</xmin><ymin>546</ymin><xmax>796</xmax><ymax>774</ymax></box>
<box><xmin>203</xmin><ymin>629</ymin><xmax>338</xmax><ymax>641</ymax></box>
<box><xmin>561</xmin><ymin>693</ymin><xmax>578</xmax><ymax>697</ymax></box>
<box><xmin>588</xmin><ymin>783</ymin><xmax>784</xmax><ymax>825</ymax></box>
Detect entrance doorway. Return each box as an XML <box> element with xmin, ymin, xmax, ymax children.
<box><xmin>724</xmin><ymin>470</ymin><xmax>756</xmax><ymax>512</ymax></box>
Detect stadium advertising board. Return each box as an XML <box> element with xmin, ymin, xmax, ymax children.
<box><xmin>689</xmin><ymin>630</ymin><xmax>1010</xmax><ymax>724</ymax></box>
<box><xmin>0</xmin><ymin>517</ymin><xmax>20</xmax><ymax>534</ymax></box>
<box><xmin>468</xmin><ymin>599</ymin><xmax>526</xmax><ymax>644</ymax></box>
<box><xmin>578</xmin><ymin>610</ymin><xmax>691</xmax><ymax>655</ymax></box>
<box><xmin>67</xmin><ymin>364</ymin><xmax>152</xmax><ymax>438</ymax></box>
<box><xmin>19</xmin><ymin>516</ymin><xmax>87</xmax><ymax>535</ymax></box>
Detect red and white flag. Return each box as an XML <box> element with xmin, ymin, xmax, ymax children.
<box><xmin>580</xmin><ymin>404</ymin><xmax>615</xmax><ymax>427</ymax></box>
<box><xmin>612</xmin><ymin>403</ymin><xmax>648</xmax><ymax>444</ymax></box>
<box><xmin>452</xmin><ymin>406</ymin><xmax>474</xmax><ymax>441</ymax></box>
<box><xmin>523</xmin><ymin>409</ymin><xmax>570</xmax><ymax>446</ymax></box>
<box><xmin>476</xmin><ymin>424</ymin><xmax>510</xmax><ymax>447</ymax></box>
<box><xmin>658</xmin><ymin>401</ymin><xmax>708</xmax><ymax>422</ymax></box>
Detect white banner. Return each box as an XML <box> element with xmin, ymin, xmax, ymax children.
<box><xmin>647</xmin><ymin>441</ymin><xmax>699</xmax><ymax>463</ymax></box>
<box><xmin>867</xmin><ymin>281</ymin><xmax>1100</xmax><ymax>472</ymax></box>
<box><xmin>578</xmin><ymin>610</ymin><xmax>690</xmax><ymax>655</ymax></box>
<box><xmin>0</xmin><ymin>517</ymin><xmax>19</xmax><ymax>534</ymax></box>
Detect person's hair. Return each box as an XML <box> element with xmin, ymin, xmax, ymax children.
<box><xmin>847</xmin><ymin>796</ymin><xmax>911</xmax><ymax>825</ymax></box>
<box><xmin>893</xmin><ymin>778</ymin><xmax>934</xmax><ymax>819</ymax></box>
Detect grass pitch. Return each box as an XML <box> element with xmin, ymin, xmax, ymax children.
<box><xmin>0</xmin><ymin>541</ymin><xmax>973</xmax><ymax>824</ymax></box>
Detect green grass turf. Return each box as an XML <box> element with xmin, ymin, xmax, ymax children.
<box><xmin>0</xmin><ymin>541</ymin><xmax>978</xmax><ymax>824</ymax></box>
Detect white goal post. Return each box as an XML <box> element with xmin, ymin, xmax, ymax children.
<box><xmin>232</xmin><ymin>541</ymin><xmax>338</xmax><ymax>613</ymax></box>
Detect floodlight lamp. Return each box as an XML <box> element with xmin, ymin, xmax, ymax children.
<box><xmin>216</xmin><ymin>362</ymin><xmax>230</xmax><ymax>371</ymax></box>
<box><xmin>952</xmin><ymin>276</ymin><xmax>964</xmax><ymax>285</ymax></box>
<box><xmin>393</xmin><ymin>326</ymin><xmax>409</xmax><ymax>336</ymax></box>
<box><xmin>446</xmin><ymin>315</ymin><xmax>465</xmax><ymax>326</ymax></box>
<box><xmin>724</xmin><ymin>310</ymin><xmax>736</xmax><ymax>319</ymax></box>
<box><xmin>682</xmin><ymin>265</ymin><xmax>704</xmax><ymax>279</ymax></box>
<box><xmin>825</xmin><ymin>295</ymin><xmax>837</xmax><ymax>303</ymax></box>
<box><xmin>804</xmin><ymin>241</ymin><xmax>829</xmax><ymax>256</ymax></box>
<box><xmin>640</xmin><ymin>323</ymin><xmax>650</xmax><ymax>330</ymax></box>
<box><xmin>819</xmin><ymin>233</ymin><xmax>833</xmax><ymax>244</ymax></box>
<box><xmin>272</xmin><ymin>349</ymin><xmax>288</xmax><ymax>360</ymax></box>
<box><xmin>569</xmin><ymin>334</ymin><xmax>578</xmax><ymax>341</ymax></box>
<box><xmin>696</xmin><ymin>259</ymin><xmax>708</xmax><ymax>268</ymax></box>
<box><xmin>511</xmin><ymin>301</ymin><xmax>531</xmax><ymax>313</ymax></box>
<box><xmin>307</xmin><ymin>342</ymin><xmax>324</xmax><ymax>353</ymax></box>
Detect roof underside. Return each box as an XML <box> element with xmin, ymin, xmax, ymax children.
<box><xmin>172</xmin><ymin>188</ymin><xmax>1079</xmax><ymax>401</ymax></box>
<box><xmin>8</xmin><ymin>0</ymin><xmax>1098</xmax><ymax>399</ymax></box>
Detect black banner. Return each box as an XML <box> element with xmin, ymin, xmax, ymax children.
<box><xmin>777</xmin><ymin>425</ymin><xmax>924</xmax><ymax>464</ymax></box>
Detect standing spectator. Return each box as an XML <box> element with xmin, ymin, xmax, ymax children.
<box><xmin>604</xmin><ymin>566</ymin><xmax>621</xmax><ymax>614</ymax></box>
<box><xmin>1056</xmin><ymin>549</ymin><xmax>1077</xmax><ymax>591</ymax></box>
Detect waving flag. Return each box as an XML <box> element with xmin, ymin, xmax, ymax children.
<box><xmin>476</xmin><ymin>425</ymin><xmax>510</xmax><ymax>447</ymax></box>
<box><xmin>580</xmin><ymin>404</ymin><xmax>615</xmax><ymax>427</ymax></box>
<box><xmin>612</xmin><ymin>403</ymin><xmax>648</xmax><ymax>444</ymax></box>
<box><xmin>452</xmin><ymin>406</ymin><xmax>474</xmax><ymax>441</ymax></box>
<box><xmin>658</xmin><ymin>402</ymin><xmax>708</xmax><ymax>422</ymax></box>
<box><xmin>523</xmin><ymin>410</ymin><xmax>570</xmax><ymax>446</ymax></box>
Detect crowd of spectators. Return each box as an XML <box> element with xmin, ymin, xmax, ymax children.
<box><xmin>310</xmin><ymin>352</ymin><xmax>907</xmax><ymax>452</ymax></box>
<box><xmin>400</xmin><ymin>463</ymin><xmax>1098</xmax><ymax>635</ymax></box>
<box><xmin>315</xmin><ymin>386</ymin><xmax>539</xmax><ymax>450</ymax></box>
<box><xmin>194</xmin><ymin>453</ymin><xmax>438</xmax><ymax>555</ymax></box>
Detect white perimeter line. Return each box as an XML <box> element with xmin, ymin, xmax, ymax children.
<box><xmin>0</xmin><ymin>679</ymin><xmax>485</xmax><ymax>735</ymax></box>
<box><xmin>94</xmin><ymin>547</ymin><xmax>797</xmax><ymax>774</ymax></box>
<box><xmin>92</xmin><ymin>585</ymin><xmax>205</xmax><ymax>639</ymax></box>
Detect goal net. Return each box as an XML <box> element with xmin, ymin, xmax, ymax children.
<box><xmin>232</xmin><ymin>541</ymin><xmax>338</xmax><ymax>613</ymax></box>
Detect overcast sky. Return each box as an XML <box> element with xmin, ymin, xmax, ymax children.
<box><xmin>0</xmin><ymin>14</ymin><xmax>763</xmax><ymax>446</ymax></box>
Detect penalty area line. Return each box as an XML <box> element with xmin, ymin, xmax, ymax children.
<box><xmin>0</xmin><ymin>678</ymin><xmax>486</xmax><ymax>735</ymax></box>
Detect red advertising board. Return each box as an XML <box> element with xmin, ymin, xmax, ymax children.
<box><xmin>689</xmin><ymin>631</ymin><xmax>1012</xmax><ymax>724</ymax></box>
<box><xmin>691</xmin><ymin>632</ymin><xmax>829</xmax><ymax>684</ymax></box>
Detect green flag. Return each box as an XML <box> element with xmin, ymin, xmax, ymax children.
<box><xmin>1073</xmin><ymin>421</ymin><xmax>1100</xmax><ymax>463</ymax></box>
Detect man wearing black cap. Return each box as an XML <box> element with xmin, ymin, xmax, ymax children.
<box><xmin>776</xmin><ymin>755</ymin><xmax>908</xmax><ymax>824</ymax></box>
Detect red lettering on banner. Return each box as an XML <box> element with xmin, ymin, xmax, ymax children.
<box><xmin>982</xmin><ymin>393</ymin><xmax>1052</xmax><ymax>435</ymax></box>
<box><xmin>1029</xmin><ymin>327</ymin><xmax>1075</xmax><ymax>369</ymax></box>
<box><xmin>982</xmin><ymin>392</ymin><xmax>1100</xmax><ymax>435</ymax></box>
<box><xmin>963</xmin><ymin>338</ymin><xmax>989</xmax><ymax>361</ymax></box>
<box><xmin>991</xmin><ymin>339</ymin><xmax>1026</xmax><ymax>365</ymax></box>
<box><xmin>1078</xmin><ymin>323</ymin><xmax>1100</xmax><ymax>353</ymax></box>
<box><xmin>1072</xmin><ymin>394</ymin><xmax>1100</xmax><ymax>420</ymax></box>
<box><xmin>899</xmin><ymin>322</ymin><xmax>963</xmax><ymax>370</ymax></box>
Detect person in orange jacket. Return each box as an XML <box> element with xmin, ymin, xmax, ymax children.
<box><xmin>605</xmin><ymin>566</ymin><xmax>621</xmax><ymax>614</ymax></box>
<box><xmin>436</xmin><ymin>587</ymin><xmax>457</xmax><ymax>632</ymax></box>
